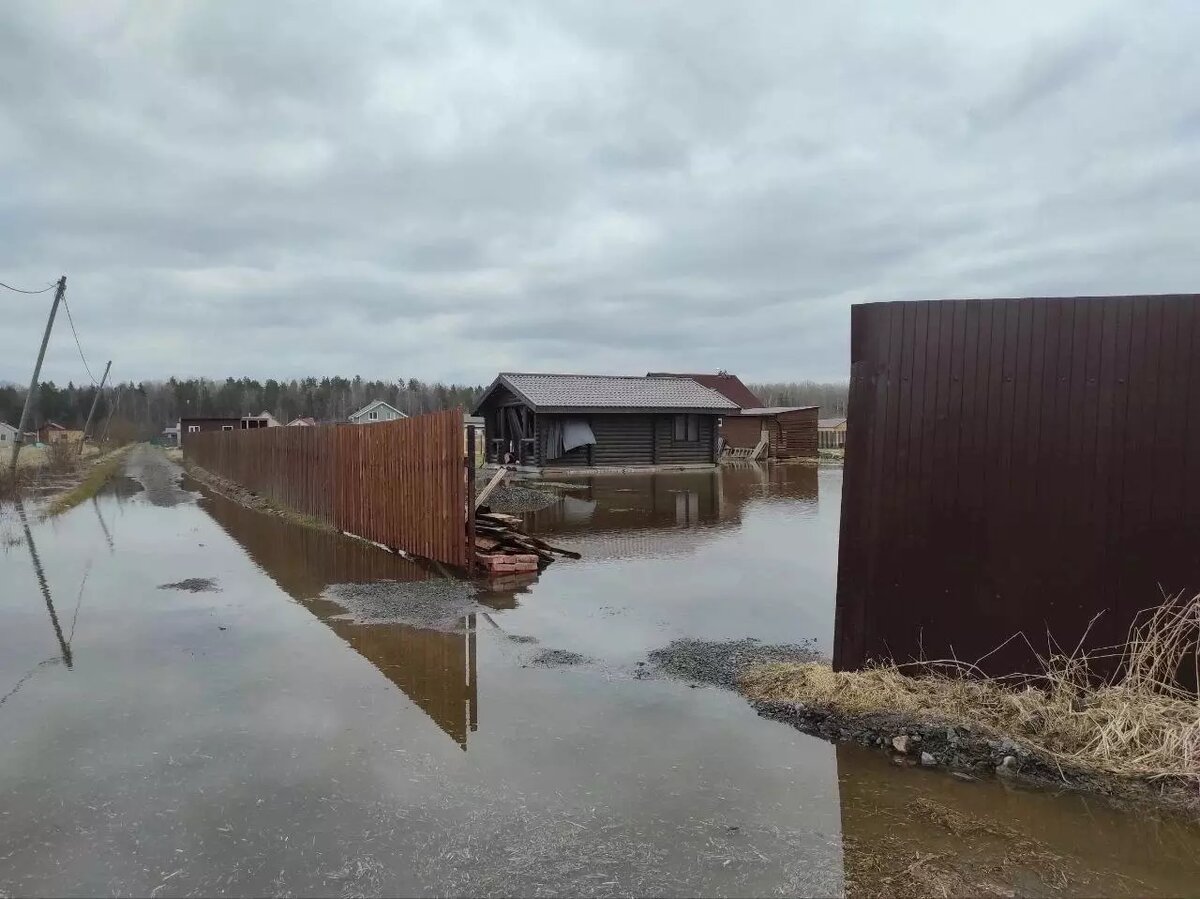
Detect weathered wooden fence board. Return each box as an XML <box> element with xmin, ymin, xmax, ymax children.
<box><xmin>835</xmin><ymin>295</ymin><xmax>1200</xmax><ymax>676</ymax></box>
<box><xmin>186</xmin><ymin>409</ymin><xmax>468</xmax><ymax>568</ymax></box>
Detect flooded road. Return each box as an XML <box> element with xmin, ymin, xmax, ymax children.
<box><xmin>1</xmin><ymin>446</ymin><xmax>1199</xmax><ymax>897</ymax></box>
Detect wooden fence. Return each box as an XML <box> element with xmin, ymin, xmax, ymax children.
<box><xmin>835</xmin><ymin>295</ymin><xmax>1200</xmax><ymax>676</ymax></box>
<box><xmin>185</xmin><ymin>409</ymin><xmax>470</xmax><ymax>568</ymax></box>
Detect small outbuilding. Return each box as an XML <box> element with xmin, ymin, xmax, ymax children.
<box><xmin>722</xmin><ymin>406</ymin><xmax>819</xmax><ymax>460</ymax></box>
<box><xmin>473</xmin><ymin>373</ymin><xmax>738</xmax><ymax>471</ymax></box>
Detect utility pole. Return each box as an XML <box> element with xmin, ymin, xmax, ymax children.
<box><xmin>100</xmin><ymin>385</ymin><xmax>124</xmax><ymax>446</ymax></box>
<box><xmin>9</xmin><ymin>276</ymin><xmax>66</xmax><ymax>475</ymax></box>
<box><xmin>78</xmin><ymin>359</ymin><xmax>112</xmax><ymax>456</ymax></box>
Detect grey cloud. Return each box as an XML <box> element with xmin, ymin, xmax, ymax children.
<box><xmin>2</xmin><ymin>0</ymin><xmax>1199</xmax><ymax>388</ymax></box>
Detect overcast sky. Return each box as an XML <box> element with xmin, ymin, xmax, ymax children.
<box><xmin>2</xmin><ymin>1</ymin><xmax>1199</xmax><ymax>387</ymax></box>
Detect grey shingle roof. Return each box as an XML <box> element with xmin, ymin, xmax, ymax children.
<box><xmin>488</xmin><ymin>373</ymin><xmax>740</xmax><ymax>412</ymax></box>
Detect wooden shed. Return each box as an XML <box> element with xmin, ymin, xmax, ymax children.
<box><xmin>722</xmin><ymin>406</ymin><xmax>819</xmax><ymax>460</ymax></box>
<box><xmin>473</xmin><ymin>373</ymin><xmax>738</xmax><ymax>471</ymax></box>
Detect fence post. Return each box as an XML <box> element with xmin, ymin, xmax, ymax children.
<box><xmin>466</xmin><ymin>424</ymin><xmax>476</xmax><ymax>574</ymax></box>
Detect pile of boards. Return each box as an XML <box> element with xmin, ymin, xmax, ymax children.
<box><xmin>474</xmin><ymin>510</ymin><xmax>581</xmax><ymax>575</ymax></box>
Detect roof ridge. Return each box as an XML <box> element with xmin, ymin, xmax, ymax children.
<box><xmin>502</xmin><ymin>372</ymin><xmax>693</xmax><ymax>380</ymax></box>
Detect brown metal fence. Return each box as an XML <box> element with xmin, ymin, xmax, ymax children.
<box><xmin>185</xmin><ymin>409</ymin><xmax>470</xmax><ymax>568</ymax></box>
<box><xmin>835</xmin><ymin>295</ymin><xmax>1200</xmax><ymax>676</ymax></box>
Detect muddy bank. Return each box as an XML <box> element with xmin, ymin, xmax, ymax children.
<box><xmin>750</xmin><ymin>700</ymin><xmax>1200</xmax><ymax>815</ymax></box>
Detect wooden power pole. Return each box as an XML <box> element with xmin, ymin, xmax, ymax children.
<box><xmin>100</xmin><ymin>385</ymin><xmax>124</xmax><ymax>446</ymax></box>
<box><xmin>78</xmin><ymin>359</ymin><xmax>112</xmax><ymax>456</ymax></box>
<box><xmin>9</xmin><ymin>276</ymin><xmax>66</xmax><ymax>475</ymax></box>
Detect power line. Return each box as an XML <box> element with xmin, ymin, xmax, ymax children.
<box><xmin>60</xmin><ymin>294</ymin><xmax>99</xmax><ymax>385</ymax></box>
<box><xmin>0</xmin><ymin>280</ymin><xmax>56</xmax><ymax>294</ymax></box>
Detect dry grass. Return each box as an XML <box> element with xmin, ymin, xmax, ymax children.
<box><xmin>41</xmin><ymin>447</ymin><xmax>131</xmax><ymax>518</ymax></box>
<box><xmin>743</xmin><ymin>593</ymin><xmax>1200</xmax><ymax>783</ymax></box>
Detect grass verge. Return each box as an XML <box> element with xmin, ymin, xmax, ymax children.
<box><xmin>742</xmin><ymin>593</ymin><xmax>1200</xmax><ymax>802</ymax></box>
<box><xmin>41</xmin><ymin>446</ymin><xmax>133</xmax><ymax>518</ymax></box>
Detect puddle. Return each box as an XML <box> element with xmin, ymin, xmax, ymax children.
<box><xmin>0</xmin><ymin>450</ymin><xmax>1199</xmax><ymax>896</ymax></box>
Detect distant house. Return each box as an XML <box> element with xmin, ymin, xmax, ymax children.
<box><xmin>241</xmin><ymin>411</ymin><xmax>280</xmax><ymax>430</ymax></box>
<box><xmin>287</xmin><ymin>416</ymin><xmax>317</xmax><ymax>427</ymax></box>
<box><xmin>818</xmin><ymin>417</ymin><xmax>847</xmax><ymax>449</ymax></box>
<box><xmin>38</xmin><ymin>421</ymin><xmax>82</xmax><ymax>444</ymax></box>
<box><xmin>647</xmin><ymin>371</ymin><xmax>764</xmax><ymax>408</ymax></box>
<box><xmin>0</xmin><ymin>421</ymin><xmax>16</xmax><ymax>445</ymax></box>
<box><xmin>472</xmin><ymin>372</ymin><xmax>738</xmax><ymax>470</ymax></box>
<box><xmin>724</xmin><ymin>407</ymin><xmax>819</xmax><ymax>459</ymax></box>
<box><xmin>649</xmin><ymin>372</ymin><xmax>816</xmax><ymax>461</ymax></box>
<box><xmin>179</xmin><ymin>417</ymin><xmax>239</xmax><ymax>446</ymax></box>
<box><xmin>348</xmin><ymin>399</ymin><xmax>407</xmax><ymax>424</ymax></box>
<box><xmin>463</xmin><ymin>413</ymin><xmax>485</xmax><ymax>455</ymax></box>
<box><xmin>162</xmin><ymin>424</ymin><xmax>180</xmax><ymax>446</ymax></box>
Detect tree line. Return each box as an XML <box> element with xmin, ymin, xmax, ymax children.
<box><xmin>0</xmin><ymin>376</ymin><xmax>485</xmax><ymax>439</ymax></box>
<box><xmin>0</xmin><ymin>376</ymin><xmax>850</xmax><ymax>440</ymax></box>
<box><xmin>748</xmin><ymin>381</ymin><xmax>848</xmax><ymax>416</ymax></box>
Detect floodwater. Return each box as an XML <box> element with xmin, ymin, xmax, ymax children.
<box><xmin>0</xmin><ymin>446</ymin><xmax>1198</xmax><ymax>897</ymax></box>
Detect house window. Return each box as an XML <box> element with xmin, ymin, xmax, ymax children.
<box><xmin>673</xmin><ymin>414</ymin><xmax>699</xmax><ymax>442</ymax></box>
<box><xmin>188</xmin><ymin>425</ymin><xmax>200</xmax><ymax>433</ymax></box>
<box><xmin>0</xmin><ymin>433</ymin><xmax>6</xmax><ymax>441</ymax></box>
<box><xmin>368</xmin><ymin>410</ymin><xmax>378</xmax><ymax>420</ymax></box>
<box><xmin>222</xmin><ymin>425</ymin><xmax>234</xmax><ymax>431</ymax></box>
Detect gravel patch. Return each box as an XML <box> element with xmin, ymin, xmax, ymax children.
<box><xmin>477</xmin><ymin>483</ymin><xmax>558</xmax><ymax>513</ymax></box>
<box><xmin>323</xmin><ymin>579</ymin><xmax>485</xmax><ymax>630</ymax></box>
<box><xmin>647</xmin><ymin>637</ymin><xmax>820</xmax><ymax>689</ymax></box>
<box><xmin>529</xmin><ymin>648</ymin><xmax>593</xmax><ymax>667</ymax></box>
<box><xmin>159</xmin><ymin>577</ymin><xmax>221</xmax><ymax>593</ymax></box>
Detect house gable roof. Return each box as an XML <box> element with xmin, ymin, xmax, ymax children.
<box><xmin>473</xmin><ymin>373</ymin><xmax>740</xmax><ymax>414</ymax></box>
<box><xmin>348</xmin><ymin>399</ymin><xmax>407</xmax><ymax>421</ymax></box>
<box><xmin>647</xmin><ymin>372</ymin><xmax>763</xmax><ymax>408</ymax></box>
<box><xmin>0</xmin><ymin>421</ymin><xmax>16</xmax><ymax>433</ymax></box>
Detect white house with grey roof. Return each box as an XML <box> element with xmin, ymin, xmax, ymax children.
<box><xmin>472</xmin><ymin>372</ymin><xmax>738</xmax><ymax>471</ymax></box>
<box><xmin>0</xmin><ymin>421</ymin><xmax>17</xmax><ymax>446</ymax></box>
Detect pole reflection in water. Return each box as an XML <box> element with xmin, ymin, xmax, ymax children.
<box><xmin>15</xmin><ymin>499</ymin><xmax>72</xmax><ymax>669</ymax></box>
<box><xmin>92</xmin><ymin>496</ymin><xmax>114</xmax><ymax>553</ymax></box>
<box><xmin>199</xmin><ymin>489</ymin><xmax>483</xmax><ymax>749</ymax></box>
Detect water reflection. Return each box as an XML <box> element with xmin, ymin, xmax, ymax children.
<box><xmin>14</xmin><ymin>500</ymin><xmax>73</xmax><ymax>669</ymax></box>
<box><xmin>522</xmin><ymin>464</ymin><xmax>819</xmax><ymax>560</ymax></box>
<box><xmin>199</xmin><ymin>491</ymin><xmax>480</xmax><ymax>749</ymax></box>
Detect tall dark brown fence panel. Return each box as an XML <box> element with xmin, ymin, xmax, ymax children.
<box><xmin>185</xmin><ymin>409</ymin><xmax>468</xmax><ymax>568</ymax></box>
<box><xmin>835</xmin><ymin>295</ymin><xmax>1200</xmax><ymax>675</ymax></box>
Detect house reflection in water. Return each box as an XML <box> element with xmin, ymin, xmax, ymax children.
<box><xmin>199</xmin><ymin>491</ymin><xmax>481</xmax><ymax>750</ymax></box>
<box><xmin>519</xmin><ymin>464</ymin><xmax>818</xmax><ymax>560</ymax></box>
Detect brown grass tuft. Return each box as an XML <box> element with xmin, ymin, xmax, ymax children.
<box><xmin>742</xmin><ymin>593</ymin><xmax>1200</xmax><ymax>783</ymax></box>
